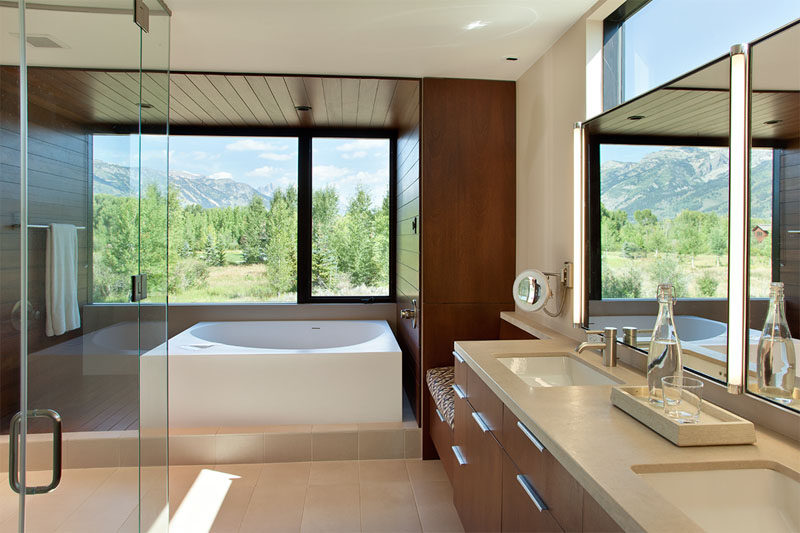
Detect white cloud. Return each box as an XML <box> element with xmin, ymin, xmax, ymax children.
<box><xmin>341</xmin><ymin>151</ymin><xmax>368</xmax><ymax>160</ymax></box>
<box><xmin>258</xmin><ymin>152</ymin><xmax>294</xmax><ymax>161</ymax></box>
<box><xmin>335</xmin><ymin>139</ymin><xmax>387</xmax><ymax>153</ymax></box>
<box><xmin>226</xmin><ymin>139</ymin><xmax>290</xmax><ymax>152</ymax></box>
<box><xmin>312</xmin><ymin>165</ymin><xmax>350</xmax><ymax>181</ymax></box>
<box><xmin>208</xmin><ymin>171</ymin><xmax>233</xmax><ymax>180</ymax></box>
<box><xmin>246</xmin><ymin>165</ymin><xmax>277</xmax><ymax>177</ymax></box>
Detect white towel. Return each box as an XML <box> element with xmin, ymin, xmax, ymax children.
<box><xmin>46</xmin><ymin>223</ymin><xmax>80</xmax><ymax>336</ymax></box>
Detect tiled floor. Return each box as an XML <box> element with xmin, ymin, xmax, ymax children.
<box><xmin>0</xmin><ymin>460</ymin><xmax>463</xmax><ymax>533</ymax></box>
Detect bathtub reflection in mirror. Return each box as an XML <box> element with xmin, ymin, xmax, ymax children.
<box><xmin>746</xmin><ymin>20</ymin><xmax>800</xmax><ymax>411</ymax></box>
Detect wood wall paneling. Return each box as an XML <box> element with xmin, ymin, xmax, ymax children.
<box><xmin>1</xmin><ymin>68</ymin><xmax>91</xmax><ymax>429</ymax></box>
<box><xmin>395</xmin><ymin>83</ymin><xmax>421</xmax><ymax>423</ymax></box>
<box><xmin>779</xmin><ymin>147</ymin><xmax>799</xmax><ymax>337</ymax></box>
<box><xmin>420</xmin><ymin>78</ymin><xmax>516</xmax><ymax>459</ymax></box>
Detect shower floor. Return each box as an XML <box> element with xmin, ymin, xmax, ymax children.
<box><xmin>0</xmin><ymin>460</ymin><xmax>463</xmax><ymax>532</ymax></box>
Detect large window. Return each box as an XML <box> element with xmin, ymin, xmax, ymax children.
<box><xmin>311</xmin><ymin>138</ymin><xmax>391</xmax><ymax>297</ymax></box>
<box><xmin>603</xmin><ymin>0</ymin><xmax>800</xmax><ymax>109</ymax></box>
<box><xmin>597</xmin><ymin>144</ymin><xmax>772</xmax><ymax>300</ymax></box>
<box><xmin>92</xmin><ymin>133</ymin><xmax>393</xmax><ymax>304</ymax></box>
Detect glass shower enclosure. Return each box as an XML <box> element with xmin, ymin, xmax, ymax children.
<box><xmin>1</xmin><ymin>1</ymin><xmax>170</xmax><ymax>531</ymax></box>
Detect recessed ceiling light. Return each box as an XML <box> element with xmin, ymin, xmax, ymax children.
<box><xmin>140</xmin><ymin>103</ymin><xmax>153</xmax><ymax>109</ymax></box>
<box><xmin>464</xmin><ymin>20</ymin><xmax>489</xmax><ymax>30</ymax></box>
<box><xmin>763</xmin><ymin>119</ymin><xmax>782</xmax><ymax>125</ymax></box>
<box><xmin>295</xmin><ymin>105</ymin><xmax>312</xmax><ymax>112</ymax></box>
<box><xmin>506</xmin><ymin>57</ymin><xmax>519</xmax><ymax>61</ymax></box>
<box><xmin>627</xmin><ymin>115</ymin><xmax>645</xmax><ymax>121</ymax></box>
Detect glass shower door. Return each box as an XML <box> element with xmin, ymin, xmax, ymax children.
<box><xmin>1</xmin><ymin>1</ymin><xmax>170</xmax><ymax>531</ymax></box>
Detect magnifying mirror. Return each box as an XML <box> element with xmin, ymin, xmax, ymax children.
<box><xmin>513</xmin><ymin>269</ymin><xmax>551</xmax><ymax>313</ymax></box>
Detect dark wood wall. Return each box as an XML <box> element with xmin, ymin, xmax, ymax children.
<box><xmin>0</xmin><ymin>67</ymin><xmax>91</xmax><ymax>427</ymax></box>
<box><xmin>420</xmin><ymin>78</ymin><xmax>516</xmax><ymax>458</ymax></box>
<box><xmin>779</xmin><ymin>145</ymin><xmax>799</xmax><ymax>337</ymax></box>
<box><xmin>395</xmin><ymin>84</ymin><xmax>422</xmax><ymax>421</ymax></box>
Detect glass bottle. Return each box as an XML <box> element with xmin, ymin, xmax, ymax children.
<box><xmin>647</xmin><ymin>283</ymin><xmax>683</xmax><ymax>404</ymax></box>
<box><xmin>756</xmin><ymin>282</ymin><xmax>796</xmax><ymax>404</ymax></box>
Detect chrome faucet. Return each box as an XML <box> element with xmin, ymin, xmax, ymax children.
<box><xmin>576</xmin><ymin>327</ymin><xmax>618</xmax><ymax>367</ymax></box>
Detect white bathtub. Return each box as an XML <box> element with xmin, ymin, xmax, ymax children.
<box><xmin>156</xmin><ymin>320</ymin><xmax>402</xmax><ymax>428</ymax></box>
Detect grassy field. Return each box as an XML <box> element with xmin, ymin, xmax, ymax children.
<box><xmin>169</xmin><ymin>251</ymin><xmax>388</xmax><ymax>303</ymax></box>
<box><xmin>603</xmin><ymin>252</ymin><xmax>772</xmax><ymax>299</ymax></box>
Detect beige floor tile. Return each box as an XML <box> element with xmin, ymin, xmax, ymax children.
<box><xmin>360</xmin><ymin>481</ymin><xmax>422</xmax><ymax>532</ymax></box>
<box><xmin>64</xmin><ymin>431</ymin><xmax>121</xmax><ymax>469</ymax></box>
<box><xmin>264</xmin><ymin>432</ymin><xmax>312</xmax><ymax>463</ymax></box>
<box><xmin>0</xmin><ymin>467</ymin><xmax>117</xmax><ymax>533</ymax></box>
<box><xmin>257</xmin><ymin>461</ymin><xmax>311</xmax><ymax>487</ymax></box>
<box><xmin>215</xmin><ymin>433</ymin><xmax>264</xmax><ymax>464</ymax></box>
<box><xmin>208</xmin><ymin>464</ymin><xmax>262</xmax><ymax>532</ymax></box>
<box><xmin>312</xmin><ymin>424</ymin><xmax>358</xmax><ymax>433</ymax></box>
<box><xmin>410</xmin><ymin>480</ymin><xmax>463</xmax><ymax>532</ymax></box>
<box><xmin>405</xmin><ymin>460</ymin><xmax>449</xmax><ymax>485</ymax></box>
<box><xmin>309</xmin><ymin>461</ymin><xmax>359</xmax><ymax>486</ymax></box>
<box><xmin>359</xmin><ymin>459</ymin><xmax>410</xmax><ymax>484</ymax></box>
<box><xmin>55</xmin><ymin>467</ymin><xmax>139</xmax><ymax>533</ymax></box>
<box><xmin>404</xmin><ymin>429</ymin><xmax>422</xmax><ymax>459</ymax></box>
<box><xmin>358</xmin><ymin>429</ymin><xmax>405</xmax><ymax>460</ymax></box>
<box><xmin>168</xmin><ymin>464</ymin><xmax>211</xmax><ymax>517</ymax></box>
<box><xmin>300</xmin><ymin>483</ymin><xmax>361</xmax><ymax>532</ymax></box>
<box><xmin>170</xmin><ymin>434</ymin><xmax>216</xmax><ymax>465</ymax></box>
<box><xmin>312</xmin><ymin>431</ymin><xmax>358</xmax><ymax>461</ymax></box>
<box><xmin>239</xmin><ymin>483</ymin><xmax>307</xmax><ymax>533</ymax></box>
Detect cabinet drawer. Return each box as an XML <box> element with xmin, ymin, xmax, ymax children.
<box><xmin>466</xmin><ymin>365</ymin><xmax>503</xmax><ymax>432</ymax></box>
<box><xmin>453</xmin><ymin>392</ymin><xmax>503</xmax><ymax>532</ymax></box>
<box><xmin>501</xmin><ymin>451</ymin><xmax>563</xmax><ymax>532</ymax></box>
<box><xmin>582</xmin><ymin>490</ymin><xmax>623</xmax><ymax>533</ymax></box>
<box><xmin>503</xmin><ymin>406</ymin><xmax>583</xmax><ymax>532</ymax></box>
<box><xmin>453</xmin><ymin>349</ymin><xmax>468</xmax><ymax>392</ymax></box>
<box><xmin>429</xmin><ymin>392</ymin><xmax>454</xmax><ymax>483</ymax></box>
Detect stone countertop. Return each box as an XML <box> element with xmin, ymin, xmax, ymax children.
<box><xmin>453</xmin><ymin>313</ymin><xmax>800</xmax><ymax>533</ymax></box>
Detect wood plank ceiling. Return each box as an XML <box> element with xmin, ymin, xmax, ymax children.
<box><xmin>15</xmin><ymin>67</ymin><xmax>420</xmax><ymax>130</ymax></box>
<box><xmin>585</xmin><ymin>87</ymin><xmax>800</xmax><ymax>144</ymax></box>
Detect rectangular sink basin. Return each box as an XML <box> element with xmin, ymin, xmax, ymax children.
<box><xmin>497</xmin><ymin>355</ymin><xmax>621</xmax><ymax>387</ymax></box>
<box><xmin>636</xmin><ymin>465</ymin><xmax>800</xmax><ymax>532</ymax></box>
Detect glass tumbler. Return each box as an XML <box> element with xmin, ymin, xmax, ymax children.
<box><xmin>661</xmin><ymin>376</ymin><xmax>703</xmax><ymax>423</ymax></box>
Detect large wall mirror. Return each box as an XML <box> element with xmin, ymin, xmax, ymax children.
<box><xmin>746</xmin><ymin>20</ymin><xmax>799</xmax><ymax>411</ymax></box>
<box><xmin>579</xmin><ymin>18</ymin><xmax>800</xmax><ymax>411</ymax></box>
<box><xmin>582</xmin><ymin>53</ymin><xmax>740</xmax><ymax>383</ymax></box>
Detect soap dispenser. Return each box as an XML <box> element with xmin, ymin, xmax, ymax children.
<box><xmin>647</xmin><ymin>283</ymin><xmax>683</xmax><ymax>404</ymax></box>
<box><xmin>757</xmin><ymin>282</ymin><xmax>796</xmax><ymax>404</ymax></box>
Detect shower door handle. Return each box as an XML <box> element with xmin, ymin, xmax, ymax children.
<box><xmin>9</xmin><ymin>409</ymin><xmax>62</xmax><ymax>494</ymax></box>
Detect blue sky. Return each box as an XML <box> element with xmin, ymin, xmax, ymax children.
<box><xmin>94</xmin><ymin>135</ymin><xmax>390</xmax><ymax>209</ymax></box>
<box><xmin>623</xmin><ymin>0</ymin><xmax>799</xmax><ymax>100</ymax></box>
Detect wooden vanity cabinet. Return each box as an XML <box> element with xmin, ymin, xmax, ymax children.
<box><xmin>452</xmin><ymin>364</ymin><xmax>623</xmax><ymax>533</ymax></box>
<box><xmin>453</xmin><ymin>393</ymin><xmax>503</xmax><ymax>532</ymax></box>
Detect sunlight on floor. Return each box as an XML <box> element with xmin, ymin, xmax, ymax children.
<box><xmin>169</xmin><ymin>468</ymin><xmax>240</xmax><ymax>533</ymax></box>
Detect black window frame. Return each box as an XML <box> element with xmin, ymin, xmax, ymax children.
<box><xmin>124</xmin><ymin>125</ymin><xmax>398</xmax><ymax>304</ymax></box>
<box><xmin>602</xmin><ymin>0</ymin><xmax>653</xmax><ymax>111</ymax></box>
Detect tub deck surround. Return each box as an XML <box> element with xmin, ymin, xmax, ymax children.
<box><xmin>453</xmin><ymin>320</ymin><xmax>800</xmax><ymax>533</ymax></box>
<box><xmin>155</xmin><ymin>320</ymin><xmax>402</xmax><ymax>428</ymax></box>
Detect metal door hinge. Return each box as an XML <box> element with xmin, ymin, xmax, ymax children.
<box><xmin>131</xmin><ymin>273</ymin><xmax>148</xmax><ymax>302</ymax></box>
<box><xmin>134</xmin><ymin>0</ymin><xmax>149</xmax><ymax>32</ymax></box>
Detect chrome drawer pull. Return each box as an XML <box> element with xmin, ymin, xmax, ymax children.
<box><xmin>452</xmin><ymin>445</ymin><xmax>467</xmax><ymax>466</ymax></box>
<box><xmin>471</xmin><ymin>411</ymin><xmax>490</xmax><ymax>432</ymax></box>
<box><xmin>517</xmin><ymin>420</ymin><xmax>545</xmax><ymax>452</ymax></box>
<box><xmin>452</xmin><ymin>350</ymin><xmax>465</xmax><ymax>364</ymax></box>
<box><xmin>516</xmin><ymin>474</ymin><xmax>548</xmax><ymax>512</ymax></box>
<box><xmin>452</xmin><ymin>384</ymin><xmax>466</xmax><ymax>399</ymax></box>
<box><xmin>435</xmin><ymin>408</ymin><xmax>445</xmax><ymax>423</ymax></box>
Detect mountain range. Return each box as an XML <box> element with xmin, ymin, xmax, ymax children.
<box><xmin>600</xmin><ymin>146</ymin><xmax>773</xmax><ymax>220</ymax></box>
<box><xmin>93</xmin><ymin>160</ymin><xmax>274</xmax><ymax>209</ymax></box>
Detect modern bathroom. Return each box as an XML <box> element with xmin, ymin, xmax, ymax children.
<box><xmin>0</xmin><ymin>0</ymin><xmax>798</xmax><ymax>532</ymax></box>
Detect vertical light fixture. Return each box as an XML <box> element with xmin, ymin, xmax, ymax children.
<box><xmin>727</xmin><ymin>44</ymin><xmax>751</xmax><ymax>394</ymax></box>
<box><xmin>573</xmin><ymin>122</ymin><xmax>586</xmax><ymax>328</ymax></box>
